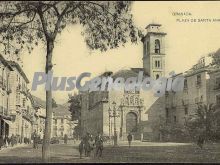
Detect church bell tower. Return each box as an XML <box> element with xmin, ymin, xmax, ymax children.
<box><xmin>142</xmin><ymin>24</ymin><xmax>166</xmax><ymax>79</ymax></box>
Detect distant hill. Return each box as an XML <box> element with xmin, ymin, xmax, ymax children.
<box><xmin>32</xmin><ymin>95</ymin><xmax>46</xmax><ymax>109</ymax></box>
<box><xmin>32</xmin><ymin>95</ymin><xmax>71</xmax><ymax>117</ymax></box>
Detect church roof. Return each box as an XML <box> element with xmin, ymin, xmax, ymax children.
<box><xmin>112</xmin><ymin>68</ymin><xmax>148</xmax><ymax>80</ymax></box>
<box><xmin>112</xmin><ymin>69</ymin><xmax>139</xmax><ymax>79</ymax></box>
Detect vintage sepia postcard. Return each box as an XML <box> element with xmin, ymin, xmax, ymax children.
<box><xmin>0</xmin><ymin>1</ymin><xmax>220</xmax><ymax>163</ymax></box>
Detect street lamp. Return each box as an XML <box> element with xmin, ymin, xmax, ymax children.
<box><xmin>108</xmin><ymin>101</ymin><xmax>120</xmax><ymax>146</ymax></box>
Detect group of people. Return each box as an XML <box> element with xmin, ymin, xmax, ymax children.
<box><xmin>79</xmin><ymin>132</ymin><xmax>104</xmax><ymax>159</ymax></box>
<box><xmin>32</xmin><ymin>131</ymin><xmax>41</xmax><ymax>149</ymax></box>
<box><xmin>0</xmin><ymin>134</ymin><xmax>25</xmax><ymax>150</ymax></box>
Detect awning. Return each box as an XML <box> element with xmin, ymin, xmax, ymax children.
<box><xmin>3</xmin><ymin>119</ymin><xmax>13</xmax><ymax>126</ymax></box>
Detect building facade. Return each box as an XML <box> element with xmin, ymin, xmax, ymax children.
<box><xmin>0</xmin><ymin>55</ymin><xmax>37</xmax><ymax>142</ymax></box>
<box><xmin>147</xmin><ymin>54</ymin><xmax>220</xmax><ymax>142</ymax></box>
<box><xmin>80</xmin><ymin>24</ymin><xmax>167</xmax><ymax>141</ymax></box>
<box><xmin>52</xmin><ymin>114</ymin><xmax>74</xmax><ymax>138</ymax></box>
<box><xmin>0</xmin><ymin>55</ymin><xmax>13</xmax><ymax>138</ymax></box>
<box><xmin>33</xmin><ymin>106</ymin><xmax>46</xmax><ymax>140</ymax></box>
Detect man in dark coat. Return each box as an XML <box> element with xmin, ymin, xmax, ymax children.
<box><xmin>0</xmin><ymin>135</ymin><xmax>4</xmax><ymax>150</ymax></box>
<box><xmin>33</xmin><ymin>131</ymin><xmax>38</xmax><ymax>149</ymax></box>
<box><xmin>79</xmin><ymin>139</ymin><xmax>84</xmax><ymax>159</ymax></box>
<box><xmin>83</xmin><ymin>132</ymin><xmax>91</xmax><ymax>157</ymax></box>
<box><xmin>127</xmin><ymin>133</ymin><xmax>132</xmax><ymax>148</ymax></box>
<box><xmin>64</xmin><ymin>134</ymin><xmax>68</xmax><ymax>144</ymax></box>
<box><xmin>11</xmin><ymin>134</ymin><xmax>15</xmax><ymax>147</ymax></box>
<box><xmin>197</xmin><ymin>135</ymin><xmax>205</xmax><ymax>149</ymax></box>
<box><xmin>95</xmin><ymin>132</ymin><xmax>103</xmax><ymax>157</ymax></box>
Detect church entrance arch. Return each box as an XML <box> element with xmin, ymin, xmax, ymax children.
<box><xmin>126</xmin><ymin>112</ymin><xmax>138</xmax><ymax>133</ymax></box>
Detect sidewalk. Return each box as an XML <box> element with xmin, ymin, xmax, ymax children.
<box><xmin>0</xmin><ymin>143</ymin><xmax>29</xmax><ymax>153</ymax></box>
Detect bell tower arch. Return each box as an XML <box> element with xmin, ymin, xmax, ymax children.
<box><xmin>142</xmin><ymin>24</ymin><xmax>166</xmax><ymax>79</ymax></box>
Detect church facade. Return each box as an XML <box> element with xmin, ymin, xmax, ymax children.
<box><xmin>80</xmin><ymin>24</ymin><xmax>167</xmax><ymax>141</ymax></box>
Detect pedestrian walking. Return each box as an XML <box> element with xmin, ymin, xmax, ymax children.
<box><xmin>33</xmin><ymin>131</ymin><xmax>38</xmax><ymax>149</ymax></box>
<box><xmin>79</xmin><ymin>139</ymin><xmax>84</xmax><ymax>159</ymax></box>
<box><xmin>197</xmin><ymin>135</ymin><xmax>205</xmax><ymax>149</ymax></box>
<box><xmin>127</xmin><ymin>133</ymin><xmax>132</xmax><ymax>148</ymax></box>
<box><xmin>11</xmin><ymin>134</ymin><xmax>15</xmax><ymax>147</ymax></box>
<box><xmin>64</xmin><ymin>134</ymin><xmax>68</xmax><ymax>144</ymax></box>
<box><xmin>4</xmin><ymin>135</ymin><xmax>9</xmax><ymax>148</ymax></box>
<box><xmin>83</xmin><ymin>132</ymin><xmax>91</xmax><ymax>157</ymax></box>
<box><xmin>0</xmin><ymin>135</ymin><xmax>4</xmax><ymax>150</ymax></box>
<box><xmin>87</xmin><ymin>134</ymin><xmax>94</xmax><ymax>157</ymax></box>
<box><xmin>94</xmin><ymin>132</ymin><xmax>103</xmax><ymax>158</ymax></box>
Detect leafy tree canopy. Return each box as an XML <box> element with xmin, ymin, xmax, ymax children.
<box><xmin>0</xmin><ymin>1</ymin><xmax>143</xmax><ymax>57</ymax></box>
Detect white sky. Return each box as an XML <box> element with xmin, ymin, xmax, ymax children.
<box><xmin>20</xmin><ymin>1</ymin><xmax>220</xmax><ymax>104</ymax></box>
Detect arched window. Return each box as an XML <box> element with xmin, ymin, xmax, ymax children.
<box><xmin>156</xmin><ymin>74</ymin><xmax>160</xmax><ymax>80</ymax></box>
<box><xmin>155</xmin><ymin>60</ymin><xmax>161</xmax><ymax>68</ymax></box>
<box><xmin>155</xmin><ymin>39</ymin><xmax>160</xmax><ymax>54</ymax></box>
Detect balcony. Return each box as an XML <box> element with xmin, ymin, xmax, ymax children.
<box><xmin>22</xmin><ymin>108</ymin><xmax>34</xmax><ymax>122</ymax></box>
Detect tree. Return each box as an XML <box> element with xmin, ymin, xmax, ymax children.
<box><xmin>209</xmin><ymin>48</ymin><xmax>220</xmax><ymax>66</ymax></box>
<box><xmin>68</xmin><ymin>94</ymin><xmax>81</xmax><ymax>121</ymax></box>
<box><xmin>0</xmin><ymin>1</ymin><xmax>142</xmax><ymax>161</ymax></box>
<box><xmin>68</xmin><ymin>94</ymin><xmax>82</xmax><ymax>138</ymax></box>
<box><xmin>185</xmin><ymin>104</ymin><xmax>219</xmax><ymax>143</ymax></box>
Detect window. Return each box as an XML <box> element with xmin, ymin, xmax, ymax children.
<box><xmin>22</xmin><ymin>98</ymin><xmax>26</xmax><ymax>107</ymax></box>
<box><xmin>216</xmin><ymin>95</ymin><xmax>220</xmax><ymax>105</ymax></box>
<box><xmin>158</xmin><ymin>61</ymin><xmax>160</xmax><ymax>68</ymax></box>
<box><xmin>155</xmin><ymin>60</ymin><xmax>161</xmax><ymax>68</ymax></box>
<box><xmin>196</xmin><ymin>74</ymin><xmax>202</xmax><ymax>86</ymax></box>
<box><xmin>156</xmin><ymin>74</ymin><xmax>160</xmax><ymax>80</ymax></box>
<box><xmin>61</xmin><ymin>119</ymin><xmax>64</xmax><ymax>124</ymax></box>
<box><xmin>215</xmin><ymin>77</ymin><xmax>220</xmax><ymax>89</ymax></box>
<box><xmin>184</xmin><ymin>79</ymin><xmax>188</xmax><ymax>89</ymax></box>
<box><xmin>184</xmin><ymin>107</ymin><xmax>188</xmax><ymax>115</ymax></box>
<box><xmin>155</xmin><ymin>39</ymin><xmax>160</xmax><ymax>54</ymax></box>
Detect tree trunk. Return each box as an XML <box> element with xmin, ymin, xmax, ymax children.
<box><xmin>42</xmin><ymin>39</ymin><xmax>54</xmax><ymax>162</ymax></box>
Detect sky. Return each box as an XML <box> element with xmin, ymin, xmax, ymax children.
<box><xmin>20</xmin><ymin>1</ymin><xmax>220</xmax><ymax>104</ymax></box>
